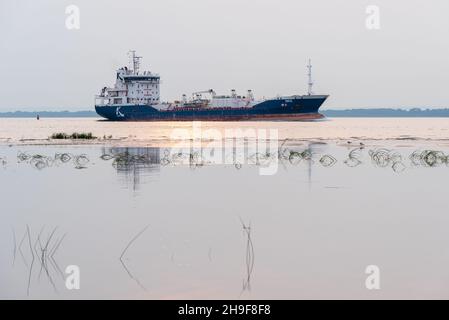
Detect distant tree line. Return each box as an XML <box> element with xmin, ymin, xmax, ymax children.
<box><xmin>322</xmin><ymin>108</ymin><xmax>449</xmax><ymax>117</ymax></box>
<box><xmin>0</xmin><ymin>111</ymin><xmax>98</xmax><ymax>118</ymax></box>
<box><xmin>0</xmin><ymin>108</ymin><xmax>449</xmax><ymax>118</ymax></box>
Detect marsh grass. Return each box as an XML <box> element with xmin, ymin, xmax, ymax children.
<box><xmin>14</xmin><ymin>225</ymin><xmax>67</xmax><ymax>296</ymax></box>
<box><xmin>50</xmin><ymin>132</ymin><xmax>96</xmax><ymax>140</ymax></box>
<box><xmin>119</xmin><ymin>225</ymin><xmax>150</xmax><ymax>291</ymax></box>
<box><xmin>239</xmin><ymin>218</ymin><xmax>255</xmax><ymax>295</ymax></box>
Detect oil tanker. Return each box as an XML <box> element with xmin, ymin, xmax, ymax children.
<box><xmin>95</xmin><ymin>51</ymin><xmax>328</xmax><ymax>121</ymax></box>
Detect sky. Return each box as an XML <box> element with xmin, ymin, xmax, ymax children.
<box><xmin>0</xmin><ymin>0</ymin><xmax>448</xmax><ymax>111</ymax></box>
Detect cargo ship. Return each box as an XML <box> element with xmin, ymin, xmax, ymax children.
<box><xmin>95</xmin><ymin>51</ymin><xmax>328</xmax><ymax>121</ymax></box>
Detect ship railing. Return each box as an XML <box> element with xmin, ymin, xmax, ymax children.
<box><xmin>95</xmin><ymin>95</ymin><xmax>110</xmax><ymax>106</ymax></box>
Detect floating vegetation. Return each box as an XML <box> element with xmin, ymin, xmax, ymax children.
<box><xmin>319</xmin><ymin>155</ymin><xmax>337</xmax><ymax>167</ymax></box>
<box><xmin>160</xmin><ymin>149</ymin><xmax>171</xmax><ymax>166</ymax></box>
<box><xmin>288</xmin><ymin>151</ymin><xmax>303</xmax><ymax>166</ymax></box>
<box><xmin>277</xmin><ymin>140</ymin><xmax>314</xmax><ymax>165</ymax></box>
<box><xmin>369</xmin><ymin>148</ymin><xmax>405</xmax><ymax>173</ymax></box>
<box><xmin>160</xmin><ymin>149</ymin><xmax>206</xmax><ymax>168</ymax></box>
<box><xmin>31</xmin><ymin>154</ymin><xmax>52</xmax><ymax>170</ymax></box>
<box><xmin>410</xmin><ymin>150</ymin><xmax>448</xmax><ymax>167</ymax></box>
<box><xmin>50</xmin><ymin>132</ymin><xmax>96</xmax><ymax>140</ymax></box>
<box><xmin>277</xmin><ymin>140</ymin><xmax>291</xmax><ymax>160</ymax></box>
<box><xmin>287</xmin><ymin>149</ymin><xmax>312</xmax><ymax>166</ymax></box>
<box><xmin>119</xmin><ymin>225</ymin><xmax>149</xmax><ymax>291</ymax></box>
<box><xmin>17</xmin><ymin>152</ymin><xmax>32</xmax><ymax>162</ymax></box>
<box><xmin>100</xmin><ymin>153</ymin><xmax>114</xmax><ymax>161</ymax></box>
<box><xmin>9</xmin><ymin>146</ymin><xmax>449</xmax><ymax>174</ymax></box>
<box><xmin>189</xmin><ymin>151</ymin><xmax>205</xmax><ymax>168</ymax></box>
<box><xmin>17</xmin><ymin>151</ymin><xmax>90</xmax><ymax>170</ymax></box>
<box><xmin>157</xmin><ymin>142</ymin><xmax>328</xmax><ymax>171</ymax></box>
<box><xmin>239</xmin><ymin>218</ymin><xmax>255</xmax><ymax>295</ymax></box>
<box><xmin>73</xmin><ymin>154</ymin><xmax>89</xmax><ymax>169</ymax></box>
<box><xmin>13</xmin><ymin>225</ymin><xmax>67</xmax><ymax>296</ymax></box>
<box><xmin>138</xmin><ymin>145</ymin><xmax>449</xmax><ymax>174</ymax></box>
<box><xmin>392</xmin><ymin>161</ymin><xmax>406</xmax><ymax>173</ymax></box>
<box><xmin>247</xmin><ymin>151</ymin><xmax>279</xmax><ymax>168</ymax></box>
<box><xmin>107</xmin><ymin>151</ymin><xmax>153</xmax><ymax>170</ymax></box>
<box><xmin>344</xmin><ymin>147</ymin><xmax>363</xmax><ymax>167</ymax></box>
<box><xmin>369</xmin><ymin>148</ymin><xmax>401</xmax><ymax>167</ymax></box>
<box><xmin>55</xmin><ymin>153</ymin><xmax>72</xmax><ymax>163</ymax></box>
<box><xmin>100</xmin><ymin>148</ymin><xmax>161</xmax><ymax>190</ymax></box>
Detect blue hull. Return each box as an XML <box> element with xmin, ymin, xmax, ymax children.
<box><xmin>95</xmin><ymin>95</ymin><xmax>328</xmax><ymax>121</ymax></box>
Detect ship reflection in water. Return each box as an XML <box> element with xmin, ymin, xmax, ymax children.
<box><xmin>100</xmin><ymin>147</ymin><xmax>161</xmax><ymax>191</ymax></box>
<box><xmin>1</xmin><ymin>142</ymin><xmax>449</xmax><ymax>299</ymax></box>
<box><xmin>99</xmin><ymin>143</ymin><xmax>329</xmax><ymax>190</ymax></box>
<box><xmin>99</xmin><ymin>143</ymin><xmax>449</xmax><ymax>190</ymax></box>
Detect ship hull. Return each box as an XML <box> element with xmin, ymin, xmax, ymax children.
<box><xmin>95</xmin><ymin>95</ymin><xmax>328</xmax><ymax>121</ymax></box>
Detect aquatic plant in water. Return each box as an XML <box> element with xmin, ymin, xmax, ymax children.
<box><xmin>158</xmin><ymin>150</ymin><xmax>206</xmax><ymax>168</ymax></box>
<box><xmin>17</xmin><ymin>151</ymin><xmax>89</xmax><ymax>170</ymax></box>
<box><xmin>239</xmin><ymin>218</ymin><xmax>255</xmax><ymax>295</ymax></box>
<box><xmin>12</xmin><ymin>146</ymin><xmax>449</xmax><ymax>173</ymax></box>
<box><xmin>119</xmin><ymin>225</ymin><xmax>149</xmax><ymax>291</ymax></box>
<box><xmin>12</xmin><ymin>225</ymin><xmax>67</xmax><ymax>296</ymax></box>
<box><xmin>108</xmin><ymin>152</ymin><xmax>152</xmax><ymax>169</ymax></box>
<box><xmin>344</xmin><ymin>147</ymin><xmax>363</xmax><ymax>167</ymax></box>
<box><xmin>410</xmin><ymin>150</ymin><xmax>448</xmax><ymax>167</ymax></box>
<box><xmin>319</xmin><ymin>155</ymin><xmax>337</xmax><ymax>167</ymax></box>
<box><xmin>369</xmin><ymin>148</ymin><xmax>405</xmax><ymax>173</ymax></box>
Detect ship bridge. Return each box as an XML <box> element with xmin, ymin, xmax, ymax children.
<box><xmin>96</xmin><ymin>51</ymin><xmax>161</xmax><ymax>107</ymax></box>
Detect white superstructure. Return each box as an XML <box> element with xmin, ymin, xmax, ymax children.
<box><xmin>95</xmin><ymin>51</ymin><xmax>259</xmax><ymax>110</ymax></box>
<box><xmin>95</xmin><ymin>51</ymin><xmax>161</xmax><ymax>107</ymax></box>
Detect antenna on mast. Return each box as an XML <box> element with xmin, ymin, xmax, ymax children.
<box><xmin>307</xmin><ymin>59</ymin><xmax>314</xmax><ymax>95</ymax></box>
<box><xmin>128</xmin><ymin>50</ymin><xmax>142</xmax><ymax>74</ymax></box>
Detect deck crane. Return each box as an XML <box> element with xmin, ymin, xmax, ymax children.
<box><xmin>192</xmin><ymin>89</ymin><xmax>216</xmax><ymax>100</ymax></box>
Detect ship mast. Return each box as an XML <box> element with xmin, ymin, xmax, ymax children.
<box><xmin>128</xmin><ymin>50</ymin><xmax>142</xmax><ymax>74</ymax></box>
<box><xmin>307</xmin><ymin>59</ymin><xmax>313</xmax><ymax>95</ymax></box>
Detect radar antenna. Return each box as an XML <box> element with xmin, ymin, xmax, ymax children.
<box><xmin>307</xmin><ymin>59</ymin><xmax>314</xmax><ymax>95</ymax></box>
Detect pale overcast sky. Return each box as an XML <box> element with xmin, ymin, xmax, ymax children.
<box><xmin>0</xmin><ymin>0</ymin><xmax>448</xmax><ymax>110</ymax></box>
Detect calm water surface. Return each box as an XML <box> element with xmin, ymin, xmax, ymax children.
<box><xmin>1</xmin><ymin>118</ymin><xmax>449</xmax><ymax>144</ymax></box>
<box><xmin>1</xmin><ymin>137</ymin><xmax>449</xmax><ymax>299</ymax></box>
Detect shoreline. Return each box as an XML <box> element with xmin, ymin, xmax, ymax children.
<box><xmin>2</xmin><ymin>137</ymin><xmax>449</xmax><ymax>149</ymax></box>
